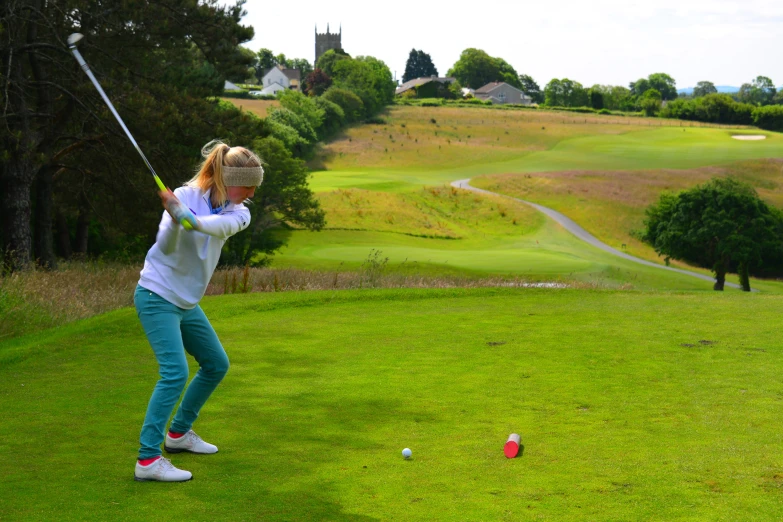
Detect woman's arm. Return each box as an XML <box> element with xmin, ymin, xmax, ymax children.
<box><xmin>155</xmin><ymin>208</ymin><xmax>181</xmax><ymax>255</ymax></box>
<box><xmin>196</xmin><ymin>208</ymin><xmax>251</xmax><ymax>240</ymax></box>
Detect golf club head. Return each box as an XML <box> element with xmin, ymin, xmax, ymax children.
<box><xmin>67</xmin><ymin>33</ymin><xmax>84</xmax><ymax>48</ymax></box>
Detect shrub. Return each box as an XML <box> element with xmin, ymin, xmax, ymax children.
<box><xmin>752</xmin><ymin>105</ymin><xmax>783</xmax><ymax>132</ymax></box>
<box><xmin>322</xmin><ymin>87</ymin><xmax>365</xmax><ymax>123</ymax></box>
<box><xmin>455</xmin><ymin>98</ymin><xmax>486</xmax><ymax>105</ymax></box>
<box><xmin>661</xmin><ymin>94</ymin><xmax>754</xmax><ymax>125</ymax></box>
<box><xmin>314</xmin><ymin>97</ymin><xmax>345</xmax><ymax>138</ymax></box>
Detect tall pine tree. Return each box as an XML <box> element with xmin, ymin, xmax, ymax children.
<box><xmin>402</xmin><ymin>49</ymin><xmax>438</xmax><ymax>83</ymax></box>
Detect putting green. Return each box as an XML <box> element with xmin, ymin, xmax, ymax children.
<box><xmin>4</xmin><ymin>289</ymin><xmax>783</xmax><ymax>519</ymax></box>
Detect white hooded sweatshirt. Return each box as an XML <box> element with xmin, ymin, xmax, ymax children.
<box><xmin>138</xmin><ymin>186</ymin><xmax>250</xmax><ymax>309</ymax></box>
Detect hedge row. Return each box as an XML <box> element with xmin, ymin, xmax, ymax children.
<box><xmin>661</xmin><ymin>93</ymin><xmax>783</xmax><ymax>131</ymax></box>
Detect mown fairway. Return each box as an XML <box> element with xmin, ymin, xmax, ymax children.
<box><xmin>3</xmin><ymin>289</ymin><xmax>783</xmax><ymax>520</ymax></box>
<box><xmin>265</xmin><ymin>105</ymin><xmax>783</xmax><ymax>290</ymax></box>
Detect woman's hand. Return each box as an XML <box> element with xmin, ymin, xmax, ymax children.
<box><xmin>159</xmin><ymin>190</ymin><xmax>180</xmax><ymax>223</ymax></box>
<box><xmin>158</xmin><ymin>190</ymin><xmax>200</xmax><ymax>230</ymax></box>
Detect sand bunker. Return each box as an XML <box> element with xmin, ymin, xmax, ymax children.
<box><xmin>731</xmin><ymin>135</ymin><xmax>767</xmax><ymax>141</ymax></box>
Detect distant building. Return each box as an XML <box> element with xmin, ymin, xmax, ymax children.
<box><xmin>474</xmin><ymin>82</ymin><xmax>532</xmax><ymax>105</ymax></box>
<box><xmin>395</xmin><ymin>76</ymin><xmax>456</xmax><ymax>98</ymax></box>
<box><xmin>259</xmin><ymin>65</ymin><xmax>302</xmax><ymax>95</ymax></box>
<box><xmin>315</xmin><ymin>24</ymin><xmax>342</xmax><ymax>65</ymax></box>
<box><xmin>224</xmin><ymin>80</ymin><xmax>242</xmax><ymax>91</ymax></box>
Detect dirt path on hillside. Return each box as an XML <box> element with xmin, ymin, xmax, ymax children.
<box><xmin>451</xmin><ymin>178</ymin><xmax>745</xmax><ymax>290</ymax></box>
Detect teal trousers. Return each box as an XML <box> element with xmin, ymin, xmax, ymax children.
<box><xmin>134</xmin><ymin>285</ymin><xmax>229</xmax><ymax>459</ymax></box>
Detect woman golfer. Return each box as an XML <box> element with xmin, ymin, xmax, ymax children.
<box><xmin>133</xmin><ymin>140</ymin><xmax>263</xmax><ymax>482</ymax></box>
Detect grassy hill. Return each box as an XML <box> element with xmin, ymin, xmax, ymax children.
<box><xmin>263</xmin><ymin>104</ymin><xmax>783</xmax><ymax>291</ymax></box>
<box><xmin>472</xmin><ymin>158</ymin><xmax>783</xmax><ymax>262</ymax></box>
<box><xmin>4</xmin><ymin>289</ymin><xmax>783</xmax><ymax>520</ymax></box>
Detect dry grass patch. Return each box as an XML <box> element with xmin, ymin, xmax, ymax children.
<box><xmin>221</xmin><ymin>97</ymin><xmax>280</xmax><ymax>118</ymax></box>
<box><xmin>311</xmin><ymin>106</ymin><xmax>750</xmax><ymax>172</ymax></box>
<box><xmin>1</xmin><ymin>259</ymin><xmax>583</xmax><ymax>340</ymax></box>
<box><xmin>312</xmin><ymin>106</ymin><xmax>657</xmax><ymax>171</ymax></box>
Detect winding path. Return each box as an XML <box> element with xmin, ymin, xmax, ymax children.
<box><xmin>451</xmin><ymin>178</ymin><xmax>744</xmax><ymax>290</ymax></box>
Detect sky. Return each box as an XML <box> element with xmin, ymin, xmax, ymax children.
<box><xmin>239</xmin><ymin>0</ymin><xmax>782</xmax><ymax>89</ymax></box>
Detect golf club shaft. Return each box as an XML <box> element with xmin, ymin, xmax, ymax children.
<box><xmin>69</xmin><ymin>41</ymin><xmax>197</xmax><ymax>229</ymax></box>
<box><xmin>69</xmin><ymin>45</ymin><xmax>167</xmax><ymax>193</ymax></box>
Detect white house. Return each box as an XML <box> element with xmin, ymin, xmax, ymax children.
<box><xmin>260</xmin><ymin>65</ymin><xmax>302</xmax><ymax>95</ymax></box>
<box><xmin>259</xmin><ymin>83</ymin><xmax>287</xmax><ymax>96</ymax></box>
<box><xmin>473</xmin><ymin>82</ymin><xmax>532</xmax><ymax>105</ymax></box>
<box><xmin>224</xmin><ymin>80</ymin><xmax>242</xmax><ymax>91</ymax></box>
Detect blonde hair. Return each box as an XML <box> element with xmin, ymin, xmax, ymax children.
<box><xmin>187</xmin><ymin>140</ymin><xmax>263</xmax><ymax>206</ymax></box>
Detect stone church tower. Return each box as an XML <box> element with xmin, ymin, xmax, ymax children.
<box><xmin>315</xmin><ymin>24</ymin><xmax>342</xmax><ymax>66</ymax></box>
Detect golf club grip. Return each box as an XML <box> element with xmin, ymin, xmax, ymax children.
<box><xmin>69</xmin><ymin>46</ymin><xmax>162</xmax><ymax>185</ymax></box>
<box><xmin>169</xmin><ymin>200</ymin><xmax>198</xmax><ymax>230</ymax></box>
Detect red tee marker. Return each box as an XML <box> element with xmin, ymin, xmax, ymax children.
<box><xmin>504</xmin><ymin>433</ymin><xmax>521</xmax><ymax>458</ymax></box>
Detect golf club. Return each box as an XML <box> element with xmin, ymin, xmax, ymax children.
<box><xmin>67</xmin><ymin>33</ymin><xmax>197</xmax><ymax>230</ymax></box>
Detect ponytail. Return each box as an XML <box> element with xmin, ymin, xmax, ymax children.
<box><xmin>187</xmin><ymin>140</ymin><xmax>231</xmax><ymax>206</ymax></box>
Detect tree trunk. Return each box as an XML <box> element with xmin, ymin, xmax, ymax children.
<box><xmin>75</xmin><ymin>197</ymin><xmax>90</xmax><ymax>256</ymax></box>
<box><xmin>33</xmin><ymin>165</ymin><xmax>57</xmax><ymax>269</ymax></box>
<box><xmin>738</xmin><ymin>262</ymin><xmax>751</xmax><ymax>292</ymax></box>
<box><xmin>713</xmin><ymin>259</ymin><xmax>727</xmax><ymax>291</ymax></box>
<box><xmin>0</xmin><ymin>160</ymin><xmax>35</xmax><ymax>270</ymax></box>
<box><xmin>55</xmin><ymin>209</ymin><xmax>72</xmax><ymax>260</ymax></box>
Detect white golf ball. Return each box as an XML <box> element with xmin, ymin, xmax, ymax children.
<box><xmin>402</xmin><ymin>448</ymin><xmax>412</xmax><ymax>459</ymax></box>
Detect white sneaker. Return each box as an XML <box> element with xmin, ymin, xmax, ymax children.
<box><xmin>164</xmin><ymin>430</ymin><xmax>218</xmax><ymax>455</ymax></box>
<box><xmin>134</xmin><ymin>457</ymin><xmax>192</xmax><ymax>482</ymax></box>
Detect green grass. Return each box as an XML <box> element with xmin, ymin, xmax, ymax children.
<box><xmin>4</xmin><ymin>288</ymin><xmax>783</xmax><ymax>520</ymax></box>
<box><xmin>263</xmin><ymin>106</ymin><xmax>783</xmax><ymax>290</ymax></box>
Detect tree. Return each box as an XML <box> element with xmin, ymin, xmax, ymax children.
<box><xmin>643</xmin><ymin>178</ymin><xmax>783</xmax><ymax>291</ymax></box>
<box><xmin>647</xmin><ymin>73</ymin><xmax>678</xmax><ymax>101</ymax></box>
<box><xmin>314</xmin><ymin>97</ymin><xmax>345</xmax><ymax>138</ymax></box>
<box><xmin>447</xmin><ymin>48</ymin><xmax>520</xmax><ymax>90</ymax></box>
<box><xmin>693</xmin><ymin>81</ymin><xmax>718</xmax><ymax>97</ymax></box>
<box><xmin>630</xmin><ymin>78</ymin><xmax>651</xmax><ymax>97</ymax></box>
<box><xmin>0</xmin><ymin>0</ymin><xmax>256</xmax><ymax>271</ymax></box>
<box><xmin>289</xmin><ymin>58</ymin><xmax>313</xmax><ymax>77</ymax></box>
<box><xmin>303</xmin><ymin>68</ymin><xmax>332</xmax><ymax>97</ymax></box>
<box><xmin>590</xmin><ymin>85</ymin><xmax>633</xmax><ymax>111</ymax></box>
<box><xmin>315</xmin><ymin>48</ymin><xmax>351</xmax><ymax>76</ymax></box>
<box><xmin>589</xmin><ymin>88</ymin><xmax>604</xmax><ymax>110</ymax></box>
<box><xmin>321</xmin><ymin>88</ymin><xmax>364</xmax><ymax>123</ymax></box>
<box><xmin>257</xmin><ymin>48</ymin><xmax>276</xmax><ymax>71</ymax></box>
<box><xmin>739</xmin><ymin>76</ymin><xmax>777</xmax><ymax>105</ymax></box>
<box><xmin>495</xmin><ymin>58</ymin><xmax>522</xmax><ymax>89</ymax></box>
<box><xmin>275</xmin><ymin>53</ymin><xmax>290</xmax><ymax>68</ymax></box>
<box><xmin>544</xmin><ymin>79</ymin><xmax>588</xmax><ymax>107</ymax></box>
<box><xmin>220</xmin><ymin>136</ymin><xmax>325</xmax><ymax>266</ymax></box>
<box><xmin>640</xmin><ymin>89</ymin><xmax>662</xmax><ymax>116</ymax></box>
<box><xmin>231</xmin><ymin>46</ymin><xmax>259</xmax><ymax>83</ymax></box>
<box><xmin>267</xmin><ymin>108</ymin><xmax>318</xmax><ymax>157</ymax></box>
<box><xmin>278</xmin><ymin>91</ymin><xmax>325</xmax><ymax>137</ymax></box>
<box><xmin>518</xmin><ymin>74</ymin><xmax>543</xmax><ymax>104</ymax></box>
<box><xmin>329</xmin><ymin>56</ymin><xmax>395</xmax><ymax>117</ymax></box>
<box><xmin>402</xmin><ymin>49</ymin><xmax>438</xmax><ymax>83</ymax></box>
